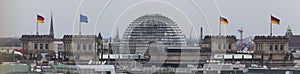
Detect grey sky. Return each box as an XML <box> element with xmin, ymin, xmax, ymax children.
<box><xmin>0</xmin><ymin>0</ymin><xmax>299</xmax><ymax>39</ymax></box>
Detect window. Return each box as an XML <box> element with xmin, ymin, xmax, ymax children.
<box><xmin>83</xmin><ymin>45</ymin><xmax>86</xmax><ymax>50</ymax></box>
<box><xmin>256</xmin><ymin>44</ymin><xmax>258</xmax><ymax>51</ymax></box>
<box><xmin>89</xmin><ymin>45</ymin><xmax>92</xmax><ymax>50</ymax></box>
<box><xmin>280</xmin><ymin>45</ymin><xmax>284</xmax><ymax>50</ymax></box>
<box><xmin>275</xmin><ymin>45</ymin><xmax>278</xmax><ymax>50</ymax></box>
<box><xmin>218</xmin><ymin>44</ymin><xmax>221</xmax><ymax>50</ymax></box>
<box><xmin>257</xmin><ymin>43</ymin><xmax>263</xmax><ymax>51</ymax></box>
<box><xmin>58</xmin><ymin>44</ymin><xmax>63</xmax><ymax>49</ymax></box>
<box><xmin>256</xmin><ymin>43</ymin><xmax>260</xmax><ymax>51</ymax></box>
<box><xmin>228</xmin><ymin>44</ymin><xmax>232</xmax><ymax>49</ymax></box>
<box><xmin>64</xmin><ymin>45</ymin><xmax>67</xmax><ymax>50</ymax></box>
<box><xmin>223</xmin><ymin>44</ymin><xmax>226</xmax><ymax>49</ymax></box>
<box><xmin>77</xmin><ymin>44</ymin><xmax>81</xmax><ymax>50</ymax></box>
<box><xmin>98</xmin><ymin>44</ymin><xmax>102</xmax><ymax>50</ymax></box>
<box><xmin>45</xmin><ymin>44</ymin><xmax>49</xmax><ymax>49</ymax></box>
<box><xmin>34</xmin><ymin>44</ymin><xmax>38</xmax><ymax>49</ymax></box>
<box><xmin>269</xmin><ymin>45</ymin><xmax>273</xmax><ymax>51</ymax></box>
<box><xmin>104</xmin><ymin>45</ymin><xmax>109</xmax><ymax>49</ymax></box>
<box><xmin>40</xmin><ymin>44</ymin><xmax>43</xmax><ymax>49</ymax></box>
<box><xmin>260</xmin><ymin>44</ymin><xmax>263</xmax><ymax>51</ymax></box>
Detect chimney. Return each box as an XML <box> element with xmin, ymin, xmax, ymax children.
<box><xmin>200</xmin><ymin>27</ymin><xmax>203</xmax><ymax>40</ymax></box>
<box><xmin>199</xmin><ymin>27</ymin><xmax>203</xmax><ymax>47</ymax></box>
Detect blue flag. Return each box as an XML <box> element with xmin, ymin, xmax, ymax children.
<box><xmin>80</xmin><ymin>14</ymin><xmax>88</xmax><ymax>23</ymax></box>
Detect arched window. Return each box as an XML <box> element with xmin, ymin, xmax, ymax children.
<box><xmin>280</xmin><ymin>45</ymin><xmax>284</xmax><ymax>50</ymax></box>
<box><xmin>275</xmin><ymin>45</ymin><xmax>278</xmax><ymax>50</ymax></box>
<box><xmin>45</xmin><ymin>44</ymin><xmax>49</xmax><ymax>49</ymax></box>
<box><xmin>218</xmin><ymin>44</ymin><xmax>221</xmax><ymax>50</ymax></box>
<box><xmin>83</xmin><ymin>45</ymin><xmax>86</xmax><ymax>50</ymax></box>
<box><xmin>77</xmin><ymin>44</ymin><xmax>81</xmax><ymax>50</ymax></box>
<box><xmin>269</xmin><ymin>45</ymin><xmax>273</xmax><ymax>51</ymax></box>
<box><xmin>89</xmin><ymin>44</ymin><xmax>92</xmax><ymax>50</ymax></box>
<box><xmin>34</xmin><ymin>44</ymin><xmax>38</xmax><ymax>49</ymax></box>
<box><xmin>228</xmin><ymin>44</ymin><xmax>232</xmax><ymax>49</ymax></box>
<box><xmin>40</xmin><ymin>44</ymin><xmax>43</xmax><ymax>49</ymax></box>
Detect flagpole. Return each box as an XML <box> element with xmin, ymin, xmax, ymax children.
<box><xmin>219</xmin><ymin>18</ymin><xmax>221</xmax><ymax>36</ymax></box>
<box><xmin>36</xmin><ymin>15</ymin><xmax>39</xmax><ymax>35</ymax></box>
<box><xmin>270</xmin><ymin>20</ymin><xmax>272</xmax><ymax>36</ymax></box>
<box><xmin>270</xmin><ymin>15</ymin><xmax>272</xmax><ymax>36</ymax></box>
<box><xmin>13</xmin><ymin>48</ymin><xmax>15</xmax><ymax>72</ymax></box>
<box><xmin>79</xmin><ymin>21</ymin><xmax>81</xmax><ymax>35</ymax></box>
<box><xmin>79</xmin><ymin>14</ymin><xmax>81</xmax><ymax>35</ymax></box>
<box><xmin>11</xmin><ymin>43</ymin><xmax>15</xmax><ymax>71</ymax></box>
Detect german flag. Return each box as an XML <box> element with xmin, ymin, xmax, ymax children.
<box><xmin>271</xmin><ymin>15</ymin><xmax>280</xmax><ymax>25</ymax></box>
<box><xmin>37</xmin><ymin>15</ymin><xmax>45</xmax><ymax>23</ymax></box>
<box><xmin>220</xmin><ymin>17</ymin><xmax>228</xmax><ymax>25</ymax></box>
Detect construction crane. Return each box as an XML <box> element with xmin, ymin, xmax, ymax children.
<box><xmin>238</xmin><ymin>27</ymin><xmax>243</xmax><ymax>46</ymax></box>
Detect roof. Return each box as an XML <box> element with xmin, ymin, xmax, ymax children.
<box><xmin>202</xmin><ymin>35</ymin><xmax>237</xmax><ymax>43</ymax></box>
<box><xmin>253</xmin><ymin>36</ymin><xmax>288</xmax><ymax>42</ymax></box>
<box><xmin>167</xmin><ymin>46</ymin><xmax>201</xmax><ymax>50</ymax></box>
<box><xmin>99</xmin><ymin>54</ymin><xmax>145</xmax><ymax>59</ymax></box>
<box><xmin>52</xmin><ymin>64</ymin><xmax>69</xmax><ymax>68</ymax></box>
<box><xmin>5</xmin><ymin>72</ymin><xmax>42</xmax><ymax>74</ymax></box>
<box><xmin>0</xmin><ymin>64</ymin><xmax>30</xmax><ymax>74</ymax></box>
<box><xmin>214</xmin><ymin>54</ymin><xmax>253</xmax><ymax>59</ymax></box>
<box><xmin>203</xmin><ymin>35</ymin><xmax>237</xmax><ymax>39</ymax></box>
<box><xmin>254</xmin><ymin>36</ymin><xmax>287</xmax><ymax>39</ymax></box>
<box><xmin>76</xmin><ymin>65</ymin><xmax>115</xmax><ymax>72</ymax></box>
<box><xmin>20</xmin><ymin>35</ymin><xmax>54</xmax><ymax>41</ymax></box>
<box><xmin>52</xmin><ymin>65</ymin><xmax>115</xmax><ymax>74</ymax></box>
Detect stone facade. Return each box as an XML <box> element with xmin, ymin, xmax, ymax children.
<box><xmin>201</xmin><ymin>35</ymin><xmax>237</xmax><ymax>54</ymax></box>
<box><xmin>20</xmin><ymin>15</ymin><xmax>56</xmax><ymax>61</ymax></box>
<box><xmin>20</xmin><ymin>35</ymin><xmax>55</xmax><ymax>60</ymax></box>
<box><xmin>19</xmin><ymin>15</ymin><xmax>104</xmax><ymax>64</ymax></box>
<box><xmin>20</xmin><ymin>34</ymin><xmax>103</xmax><ymax>64</ymax></box>
<box><xmin>62</xmin><ymin>34</ymin><xmax>102</xmax><ymax>64</ymax></box>
<box><xmin>253</xmin><ymin>36</ymin><xmax>289</xmax><ymax>60</ymax></box>
<box><xmin>285</xmin><ymin>26</ymin><xmax>300</xmax><ymax>50</ymax></box>
<box><xmin>253</xmin><ymin>36</ymin><xmax>289</xmax><ymax>53</ymax></box>
<box><xmin>253</xmin><ymin>36</ymin><xmax>294</xmax><ymax>67</ymax></box>
<box><xmin>67</xmin><ymin>35</ymin><xmax>96</xmax><ymax>61</ymax></box>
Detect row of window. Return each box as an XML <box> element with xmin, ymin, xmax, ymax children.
<box><xmin>34</xmin><ymin>44</ymin><xmax>48</xmax><ymax>49</ymax></box>
<box><xmin>77</xmin><ymin>44</ymin><xmax>93</xmax><ymax>50</ymax></box>
<box><xmin>34</xmin><ymin>44</ymin><xmax>96</xmax><ymax>50</ymax></box>
<box><xmin>269</xmin><ymin>45</ymin><xmax>284</xmax><ymax>51</ymax></box>
<box><xmin>255</xmin><ymin>43</ymin><xmax>285</xmax><ymax>51</ymax></box>
<box><xmin>256</xmin><ymin>43</ymin><xmax>263</xmax><ymax>51</ymax></box>
<box><xmin>218</xmin><ymin>44</ymin><xmax>232</xmax><ymax>50</ymax></box>
<box><xmin>57</xmin><ymin>44</ymin><xmax>63</xmax><ymax>50</ymax></box>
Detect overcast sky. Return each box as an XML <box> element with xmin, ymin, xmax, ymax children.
<box><xmin>0</xmin><ymin>0</ymin><xmax>299</xmax><ymax>39</ymax></box>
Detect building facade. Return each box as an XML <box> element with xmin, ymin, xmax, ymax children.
<box><xmin>62</xmin><ymin>34</ymin><xmax>102</xmax><ymax>64</ymax></box>
<box><xmin>201</xmin><ymin>35</ymin><xmax>237</xmax><ymax>54</ymax></box>
<box><xmin>20</xmin><ymin>15</ymin><xmax>103</xmax><ymax>65</ymax></box>
<box><xmin>20</xmin><ymin>35</ymin><xmax>56</xmax><ymax>60</ymax></box>
<box><xmin>285</xmin><ymin>26</ymin><xmax>300</xmax><ymax>51</ymax></box>
<box><xmin>253</xmin><ymin>36</ymin><xmax>294</xmax><ymax>67</ymax></box>
<box><xmin>20</xmin><ymin>15</ymin><xmax>56</xmax><ymax>61</ymax></box>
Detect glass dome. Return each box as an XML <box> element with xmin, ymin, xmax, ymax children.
<box><xmin>121</xmin><ymin>14</ymin><xmax>187</xmax><ymax>54</ymax></box>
